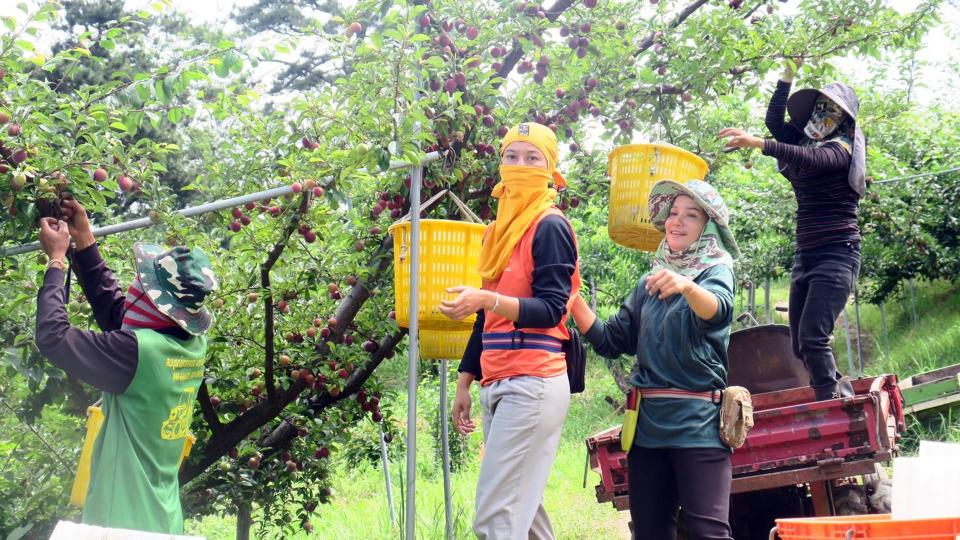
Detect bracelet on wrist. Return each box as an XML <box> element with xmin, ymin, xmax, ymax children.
<box><xmin>491</xmin><ymin>292</ymin><xmax>500</xmax><ymax>314</ymax></box>
<box><xmin>46</xmin><ymin>258</ymin><xmax>66</xmax><ymax>270</ymax></box>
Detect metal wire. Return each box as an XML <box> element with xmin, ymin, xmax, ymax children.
<box><xmin>1</xmin><ymin>152</ymin><xmax>441</xmax><ymax>257</ymax></box>
<box><xmin>871</xmin><ymin>165</ymin><xmax>960</xmax><ymax>185</ymax></box>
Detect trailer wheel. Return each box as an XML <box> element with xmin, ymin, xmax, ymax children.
<box><xmin>833</xmin><ymin>485</ymin><xmax>869</xmax><ymax>516</ymax></box>
<box><xmin>863</xmin><ymin>463</ymin><xmax>893</xmax><ymax>513</ymax></box>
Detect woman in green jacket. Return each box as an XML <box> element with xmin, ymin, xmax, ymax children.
<box><xmin>570</xmin><ymin>180</ymin><xmax>738</xmax><ymax>540</ymax></box>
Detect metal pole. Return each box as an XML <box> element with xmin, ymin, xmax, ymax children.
<box><xmin>764</xmin><ymin>278</ymin><xmax>771</xmax><ymax>324</ymax></box>
<box><xmin>379</xmin><ymin>423</ymin><xmax>396</xmax><ymax>525</ymax></box>
<box><xmin>440</xmin><ymin>359</ymin><xmax>453</xmax><ymax>540</ymax></box>
<box><xmin>0</xmin><ymin>152</ymin><xmax>442</xmax><ymax>257</ymax></box>
<box><xmin>879</xmin><ymin>302</ymin><xmax>890</xmax><ymax>357</ymax></box>
<box><xmin>405</xmin><ymin>77</ymin><xmax>424</xmax><ymax>540</ymax></box>
<box><xmin>853</xmin><ymin>284</ymin><xmax>864</xmax><ymax>375</ymax></box>
<box><xmin>907</xmin><ymin>279</ymin><xmax>919</xmax><ymax>326</ymax></box>
<box><xmin>748</xmin><ymin>282</ymin><xmax>756</xmax><ymax>318</ymax></box>
<box><xmin>841</xmin><ymin>307</ymin><xmax>856</xmax><ymax>377</ymax></box>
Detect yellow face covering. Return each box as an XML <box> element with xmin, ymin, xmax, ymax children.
<box><xmin>478</xmin><ymin>122</ymin><xmax>567</xmax><ymax>282</ymax></box>
<box><xmin>477</xmin><ymin>165</ymin><xmax>558</xmax><ymax>281</ymax></box>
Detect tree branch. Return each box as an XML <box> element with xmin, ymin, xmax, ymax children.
<box><xmin>262</xmin><ymin>194</ymin><xmax>311</xmax><ymax>402</ymax></box>
<box><xmin>257</xmin><ymin>329</ymin><xmax>408</xmax><ymax>456</ymax></box>
<box><xmin>308</xmin><ymin>330</ymin><xmax>406</xmax><ymax>411</ymax></box>
<box><xmin>196</xmin><ymin>379</ymin><xmax>223</xmax><ymax>435</ymax></box>
<box><xmin>181</xmin><ymin>227</ymin><xmax>399</xmax><ymax>484</ymax></box>
<box><xmin>494</xmin><ymin>0</ymin><xmax>576</xmax><ymax>86</ymax></box>
<box><xmin>632</xmin><ymin>0</ymin><xmax>710</xmax><ymax>58</ymax></box>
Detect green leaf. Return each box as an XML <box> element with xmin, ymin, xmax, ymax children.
<box><xmin>136</xmin><ymin>83</ymin><xmax>151</xmax><ymax>101</ymax></box>
<box><xmin>155</xmin><ymin>79</ymin><xmax>168</xmax><ymax>103</ymax></box>
<box><xmin>6</xmin><ymin>523</ymin><xmax>34</xmax><ymax>540</ymax></box>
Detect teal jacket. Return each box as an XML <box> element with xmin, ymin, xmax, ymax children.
<box><xmin>585</xmin><ymin>265</ymin><xmax>735</xmax><ymax>449</ymax></box>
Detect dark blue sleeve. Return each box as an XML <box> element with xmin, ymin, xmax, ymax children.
<box><xmin>762</xmin><ymin>139</ymin><xmax>851</xmax><ymax>176</ymax></box>
<box><xmin>457</xmin><ymin>310</ymin><xmax>484</xmax><ymax>379</ymax></box>
<box><xmin>765</xmin><ymin>80</ymin><xmax>803</xmax><ymax>144</ymax></box>
<box><xmin>35</xmin><ymin>268</ymin><xmax>138</xmax><ymax>394</ymax></box>
<box><xmin>71</xmin><ymin>243</ymin><xmax>127</xmax><ymax>331</ymax></box>
<box><xmin>515</xmin><ymin>215</ymin><xmax>577</xmax><ymax>329</ymax></box>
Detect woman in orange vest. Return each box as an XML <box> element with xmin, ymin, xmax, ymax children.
<box><xmin>440</xmin><ymin>122</ymin><xmax>580</xmax><ymax>540</ymax></box>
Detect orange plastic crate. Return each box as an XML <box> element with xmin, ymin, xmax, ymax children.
<box><xmin>774</xmin><ymin>514</ymin><xmax>960</xmax><ymax>539</ymax></box>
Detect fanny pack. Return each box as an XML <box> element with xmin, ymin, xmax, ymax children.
<box><xmin>563</xmin><ymin>328</ymin><xmax>586</xmax><ymax>394</ymax></box>
<box><xmin>718</xmin><ymin>386</ymin><xmax>754</xmax><ymax>449</ymax></box>
<box><xmin>619</xmin><ymin>386</ymin><xmax>754</xmax><ymax>451</ymax></box>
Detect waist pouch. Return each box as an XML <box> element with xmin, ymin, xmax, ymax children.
<box><xmin>719</xmin><ymin>386</ymin><xmax>754</xmax><ymax>449</ymax></box>
<box><xmin>563</xmin><ymin>328</ymin><xmax>586</xmax><ymax>394</ymax></box>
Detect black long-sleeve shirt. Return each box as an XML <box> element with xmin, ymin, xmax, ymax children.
<box><xmin>762</xmin><ymin>80</ymin><xmax>860</xmax><ymax>251</ymax></box>
<box><xmin>35</xmin><ymin>244</ymin><xmax>190</xmax><ymax>394</ymax></box>
<box><xmin>457</xmin><ymin>214</ymin><xmax>577</xmax><ymax>379</ymax></box>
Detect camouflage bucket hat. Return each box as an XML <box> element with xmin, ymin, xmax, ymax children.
<box><xmin>648</xmin><ymin>179</ymin><xmax>740</xmax><ymax>258</ymax></box>
<box><xmin>134</xmin><ymin>243</ymin><xmax>218</xmax><ymax>335</ymax></box>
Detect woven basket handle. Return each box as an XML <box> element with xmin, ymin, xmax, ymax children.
<box><xmin>394</xmin><ymin>189</ymin><xmax>484</xmax><ymax>225</ymax></box>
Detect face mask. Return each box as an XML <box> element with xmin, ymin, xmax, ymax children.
<box><xmin>803</xmin><ymin>97</ymin><xmax>846</xmax><ymax>140</ymax></box>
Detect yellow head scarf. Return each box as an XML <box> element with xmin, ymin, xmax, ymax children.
<box><xmin>477</xmin><ymin>123</ymin><xmax>567</xmax><ymax>282</ymax></box>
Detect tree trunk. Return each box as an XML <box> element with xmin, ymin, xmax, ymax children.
<box><xmin>236</xmin><ymin>501</ymin><xmax>252</xmax><ymax>540</ymax></box>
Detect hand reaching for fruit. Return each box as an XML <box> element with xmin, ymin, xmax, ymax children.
<box><xmin>781</xmin><ymin>56</ymin><xmax>805</xmax><ymax>82</ymax></box>
<box><xmin>38</xmin><ymin>218</ymin><xmax>70</xmax><ymax>262</ymax></box>
<box><xmin>719</xmin><ymin>128</ymin><xmax>764</xmax><ymax>151</ymax></box>
<box><xmin>59</xmin><ymin>198</ymin><xmax>96</xmax><ymax>250</ymax></box>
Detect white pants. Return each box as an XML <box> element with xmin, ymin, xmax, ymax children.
<box><xmin>473</xmin><ymin>374</ymin><xmax>570</xmax><ymax>540</ymax></box>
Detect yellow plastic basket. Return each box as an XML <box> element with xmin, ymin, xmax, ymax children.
<box><xmin>389</xmin><ymin>219</ymin><xmax>486</xmax><ymax>331</ymax></box>
<box><xmin>607</xmin><ymin>143</ymin><xmax>709</xmax><ymax>252</ymax></box>
<box><xmin>419</xmin><ymin>329</ymin><xmax>472</xmax><ymax>360</ymax></box>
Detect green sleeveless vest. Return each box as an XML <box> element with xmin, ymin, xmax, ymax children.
<box><xmin>82</xmin><ymin>329</ymin><xmax>207</xmax><ymax>533</ymax></box>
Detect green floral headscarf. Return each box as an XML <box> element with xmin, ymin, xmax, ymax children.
<box><xmin>647</xmin><ymin>179</ymin><xmax>738</xmax><ymax>280</ymax></box>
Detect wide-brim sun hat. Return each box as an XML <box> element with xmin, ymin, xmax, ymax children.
<box><xmin>785</xmin><ymin>82</ymin><xmax>867</xmax><ymax>197</ymax></box>
<box><xmin>786</xmin><ymin>83</ymin><xmax>859</xmax><ymax>127</ymax></box>
<box><xmin>648</xmin><ymin>179</ymin><xmax>740</xmax><ymax>258</ymax></box>
<box><xmin>133</xmin><ymin>243</ymin><xmax>218</xmax><ymax>336</ymax></box>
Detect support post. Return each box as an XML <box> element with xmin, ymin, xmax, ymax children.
<box><xmin>440</xmin><ymin>359</ymin><xmax>453</xmax><ymax>539</ymax></box>
<box><xmin>404</xmin><ymin>71</ymin><xmax>424</xmax><ymax>540</ymax></box>
<box><xmin>879</xmin><ymin>302</ymin><xmax>890</xmax><ymax>357</ymax></box>
<box><xmin>405</xmin><ymin>171</ymin><xmax>422</xmax><ymax>540</ymax></box>
<box><xmin>853</xmin><ymin>284</ymin><xmax>864</xmax><ymax>375</ymax></box>
<box><xmin>907</xmin><ymin>279</ymin><xmax>919</xmax><ymax>326</ymax></box>
<box><xmin>379</xmin><ymin>423</ymin><xmax>396</xmax><ymax>525</ymax></box>
<box><xmin>0</xmin><ymin>153</ymin><xmax>441</xmax><ymax>257</ymax></box>
<box><xmin>764</xmin><ymin>277</ymin><xmax>772</xmax><ymax>324</ymax></box>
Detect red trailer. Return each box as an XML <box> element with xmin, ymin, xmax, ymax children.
<box><xmin>585</xmin><ymin>325</ymin><xmax>905</xmax><ymax>539</ymax></box>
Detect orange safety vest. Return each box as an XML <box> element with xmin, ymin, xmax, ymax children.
<box><xmin>480</xmin><ymin>207</ymin><xmax>581</xmax><ymax>386</ymax></box>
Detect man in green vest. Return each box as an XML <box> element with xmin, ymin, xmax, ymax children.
<box><xmin>36</xmin><ymin>199</ymin><xmax>217</xmax><ymax>534</ymax></box>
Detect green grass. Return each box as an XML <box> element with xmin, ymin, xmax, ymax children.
<box><xmin>186</xmin><ymin>278</ymin><xmax>960</xmax><ymax>538</ymax></box>
<box><xmin>852</xmin><ymin>280</ymin><xmax>960</xmax><ymax>377</ymax></box>
<box><xmin>185</xmin><ymin>361</ymin><xmax>630</xmax><ymax>539</ymax></box>
<box><xmin>732</xmin><ymin>277</ymin><xmax>960</xmax><ymax>380</ymax></box>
